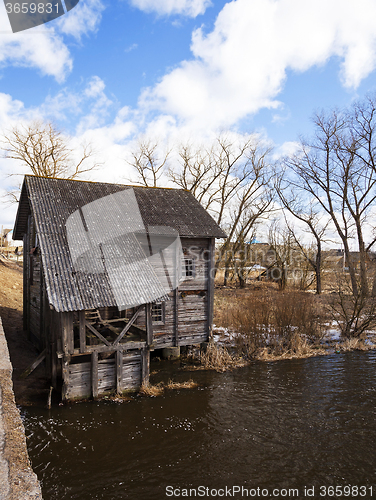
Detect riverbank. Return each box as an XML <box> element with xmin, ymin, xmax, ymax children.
<box><xmin>0</xmin><ymin>258</ymin><xmax>48</xmax><ymax>407</ymax></box>
<box><xmin>0</xmin><ymin>316</ymin><xmax>42</xmax><ymax>499</ymax></box>
<box><xmin>212</xmin><ymin>285</ymin><xmax>376</xmax><ymax>363</ymax></box>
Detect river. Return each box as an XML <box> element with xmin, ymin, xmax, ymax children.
<box><xmin>22</xmin><ymin>351</ymin><xmax>376</xmax><ymax>499</ymax></box>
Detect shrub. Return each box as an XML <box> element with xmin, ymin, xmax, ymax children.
<box><xmin>215</xmin><ymin>288</ymin><xmax>329</xmax><ymax>359</ymax></box>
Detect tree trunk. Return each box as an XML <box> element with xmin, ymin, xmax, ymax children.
<box><xmin>315</xmin><ymin>241</ymin><xmax>322</xmax><ymax>295</ymax></box>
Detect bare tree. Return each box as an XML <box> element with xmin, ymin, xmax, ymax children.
<box><xmin>2</xmin><ymin>121</ymin><xmax>98</xmax><ymax>202</ymax></box>
<box><xmin>171</xmin><ymin>135</ymin><xmax>274</xmax><ymax>281</ymax></box>
<box><xmin>267</xmin><ymin>224</ymin><xmax>296</xmax><ymax>290</ymax></box>
<box><xmin>127</xmin><ymin>134</ymin><xmax>274</xmax><ymax>285</ymax></box>
<box><xmin>275</xmin><ymin>168</ymin><xmax>329</xmax><ymax>294</ymax></box>
<box><xmin>284</xmin><ymin>102</ymin><xmax>376</xmax><ymax>300</ymax></box>
<box><xmin>126</xmin><ymin>138</ymin><xmax>171</xmax><ymax>187</ymax></box>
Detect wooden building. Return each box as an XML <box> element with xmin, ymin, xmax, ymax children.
<box><xmin>13</xmin><ymin>176</ymin><xmax>226</xmax><ymax>400</ymax></box>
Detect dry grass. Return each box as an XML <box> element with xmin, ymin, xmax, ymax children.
<box><xmin>214</xmin><ymin>286</ymin><xmax>332</xmax><ymax>361</ymax></box>
<box><xmin>139</xmin><ymin>379</ymin><xmax>199</xmax><ymax>396</ymax></box>
<box><xmin>165</xmin><ymin>379</ymin><xmax>198</xmax><ymax>390</ymax></box>
<box><xmin>254</xmin><ymin>343</ymin><xmax>329</xmax><ymax>361</ymax></box>
<box><xmin>200</xmin><ymin>341</ymin><xmax>246</xmax><ymax>372</ymax></box>
<box><xmin>337</xmin><ymin>338</ymin><xmax>371</xmax><ymax>352</ymax></box>
<box><xmin>140</xmin><ymin>383</ymin><xmax>164</xmax><ymax>397</ymax></box>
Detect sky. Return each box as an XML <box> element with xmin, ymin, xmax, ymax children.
<box><xmin>2</xmin><ymin>0</ymin><xmax>376</xmax><ymax>233</ymax></box>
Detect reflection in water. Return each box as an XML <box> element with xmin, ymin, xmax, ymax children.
<box><xmin>22</xmin><ymin>351</ymin><xmax>376</xmax><ymax>499</ymax></box>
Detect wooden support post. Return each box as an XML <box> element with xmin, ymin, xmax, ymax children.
<box><xmin>173</xmin><ymin>287</ymin><xmax>179</xmax><ymax>347</ymax></box>
<box><xmin>61</xmin><ymin>355</ymin><xmax>70</xmax><ymax>401</ymax></box>
<box><xmin>91</xmin><ymin>351</ymin><xmax>98</xmax><ymax>399</ymax></box>
<box><xmin>79</xmin><ymin>310</ymin><xmax>86</xmax><ymax>353</ymax></box>
<box><xmin>116</xmin><ymin>350</ymin><xmax>123</xmax><ymax>394</ymax></box>
<box><xmin>141</xmin><ymin>348</ymin><xmax>150</xmax><ymax>387</ymax></box>
<box><xmin>207</xmin><ymin>237</ymin><xmax>215</xmax><ymax>340</ymax></box>
<box><xmin>145</xmin><ymin>303</ymin><xmax>153</xmax><ymax>346</ymax></box>
<box><xmin>23</xmin><ymin>233</ymin><xmax>28</xmax><ymax>332</ymax></box>
<box><xmin>39</xmin><ymin>266</ymin><xmax>44</xmax><ymax>349</ymax></box>
<box><xmin>51</xmin><ymin>344</ymin><xmax>57</xmax><ymax>389</ymax></box>
<box><xmin>43</xmin><ymin>288</ymin><xmax>52</xmax><ymax>379</ymax></box>
<box><xmin>61</xmin><ymin>312</ymin><xmax>74</xmax><ymax>355</ymax></box>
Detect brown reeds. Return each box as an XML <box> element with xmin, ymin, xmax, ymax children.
<box><xmin>200</xmin><ymin>341</ymin><xmax>245</xmax><ymax>372</ymax></box>
<box><xmin>165</xmin><ymin>379</ymin><xmax>198</xmax><ymax>390</ymax></box>
<box><xmin>215</xmin><ymin>288</ymin><xmax>330</xmax><ymax>360</ymax></box>
<box><xmin>140</xmin><ymin>383</ymin><xmax>164</xmax><ymax>397</ymax></box>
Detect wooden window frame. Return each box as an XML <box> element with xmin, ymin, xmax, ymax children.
<box><xmin>151</xmin><ymin>302</ymin><xmax>165</xmax><ymax>325</ymax></box>
<box><xmin>183</xmin><ymin>257</ymin><xmax>196</xmax><ymax>280</ymax></box>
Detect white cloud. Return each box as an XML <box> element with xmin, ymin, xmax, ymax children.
<box><xmin>140</xmin><ymin>0</ymin><xmax>376</xmax><ymax>130</ymax></box>
<box><xmin>57</xmin><ymin>0</ymin><xmax>105</xmax><ymax>39</ymax></box>
<box><xmin>35</xmin><ymin>77</ymin><xmax>113</xmax><ymax>130</ymax></box>
<box><xmin>0</xmin><ymin>0</ymin><xmax>105</xmax><ymax>82</ymax></box>
<box><xmin>128</xmin><ymin>0</ymin><xmax>211</xmax><ymax>18</ymax></box>
<box><xmin>0</xmin><ymin>2</ymin><xmax>72</xmax><ymax>81</ymax></box>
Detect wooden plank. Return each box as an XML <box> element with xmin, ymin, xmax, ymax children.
<box><xmin>91</xmin><ymin>351</ymin><xmax>98</xmax><ymax>399</ymax></box>
<box><xmin>116</xmin><ymin>350</ymin><xmax>123</xmax><ymax>393</ymax></box>
<box><xmin>79</xmin><ymin>310</ymin><xmax>86</xmax><ymax>353</ymax></box>
<box><xmin>73</xmin><ymin>340</ymin><xmax>146</xmax><ymax>355</ymax></box>
<box><xmin>98</xmin><ymin>361</ymin><xmax>115</xmax><ymax>392</ymax></box>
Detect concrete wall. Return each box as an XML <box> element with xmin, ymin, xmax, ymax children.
<box><xmin>0</xmin><ymin>317</ymin><xmax>42</xmax><ymax>500</ymax></box>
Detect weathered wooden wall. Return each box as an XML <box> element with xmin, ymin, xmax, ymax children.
<box><xmin>137</xmin><ymin>237</ymin><xmax>214</xmax><ymax>348</ymax></box>
<box><xmin>24</xmin><ymin>214</ymin><xmax>45</xmax><ymax>350</ymax></box>
<box><xmin>63</xmin><ymin>350</ymin><xmax>143</xmax><ymax>400</ymax></box>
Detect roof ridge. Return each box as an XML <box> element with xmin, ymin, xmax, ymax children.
<box><xmin>25</xmin><ymin>175</ymin><xmax>188</xmax><ymax>192</ymax></box>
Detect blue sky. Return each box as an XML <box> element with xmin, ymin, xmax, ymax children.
<box><xmin>2</xmin><ymin>0</ymin><xmax>376</xmax><ymax>230</ymax></box>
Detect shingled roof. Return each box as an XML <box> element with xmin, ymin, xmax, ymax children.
<box><xmin>14</xmin><ymin>176</ymin><xmax>226</xmax><ymax>312</ymax></box>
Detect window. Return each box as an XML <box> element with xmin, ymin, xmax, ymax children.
<box><xmin>151</xmin><ymin>302</ymin><xmax>165</xmax><ymax>324</ymax></box>
<box><xmin>184</xmin><ymin>258</ymin><xmax>195</xmax><ymax>279</ymax></box>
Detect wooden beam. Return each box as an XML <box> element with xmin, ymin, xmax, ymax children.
<box><xmin>79</xmin><ymin>310</ymin><xmax>86</xmax><ymax>353</ymax></box>
<box><xmin>85</xmin><ymin>321</ymin><xmax>111</xmax><ymax>346</ymax></box>
<box><xmin>19</xmin><ymin>349</ymin><xmax>46</xmax><ymax>379</ymax></box>
<box><xmin>73</xmin><ymin>340</ymin><xmax>146</xmax><ymax>355</ymax></box>
<box><xmin>91</xmin><ymin>351</ymin><xmax>98</xmax><ymax>399</ymax></box>
<box><xmin>113</xmin><ymin>306</ymin><xmax>142</xmax><ymax>345</ymax></box>
<box><xmin>116</xmin><ymin>350</ymin><xmax>123</xmax><ymax>394</ymax></box>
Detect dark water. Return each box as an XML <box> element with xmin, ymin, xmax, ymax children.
<box><xmin>22</xmin><ymin>352</ymin><xmax>376</xmax><ymax>499</ymax></box>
